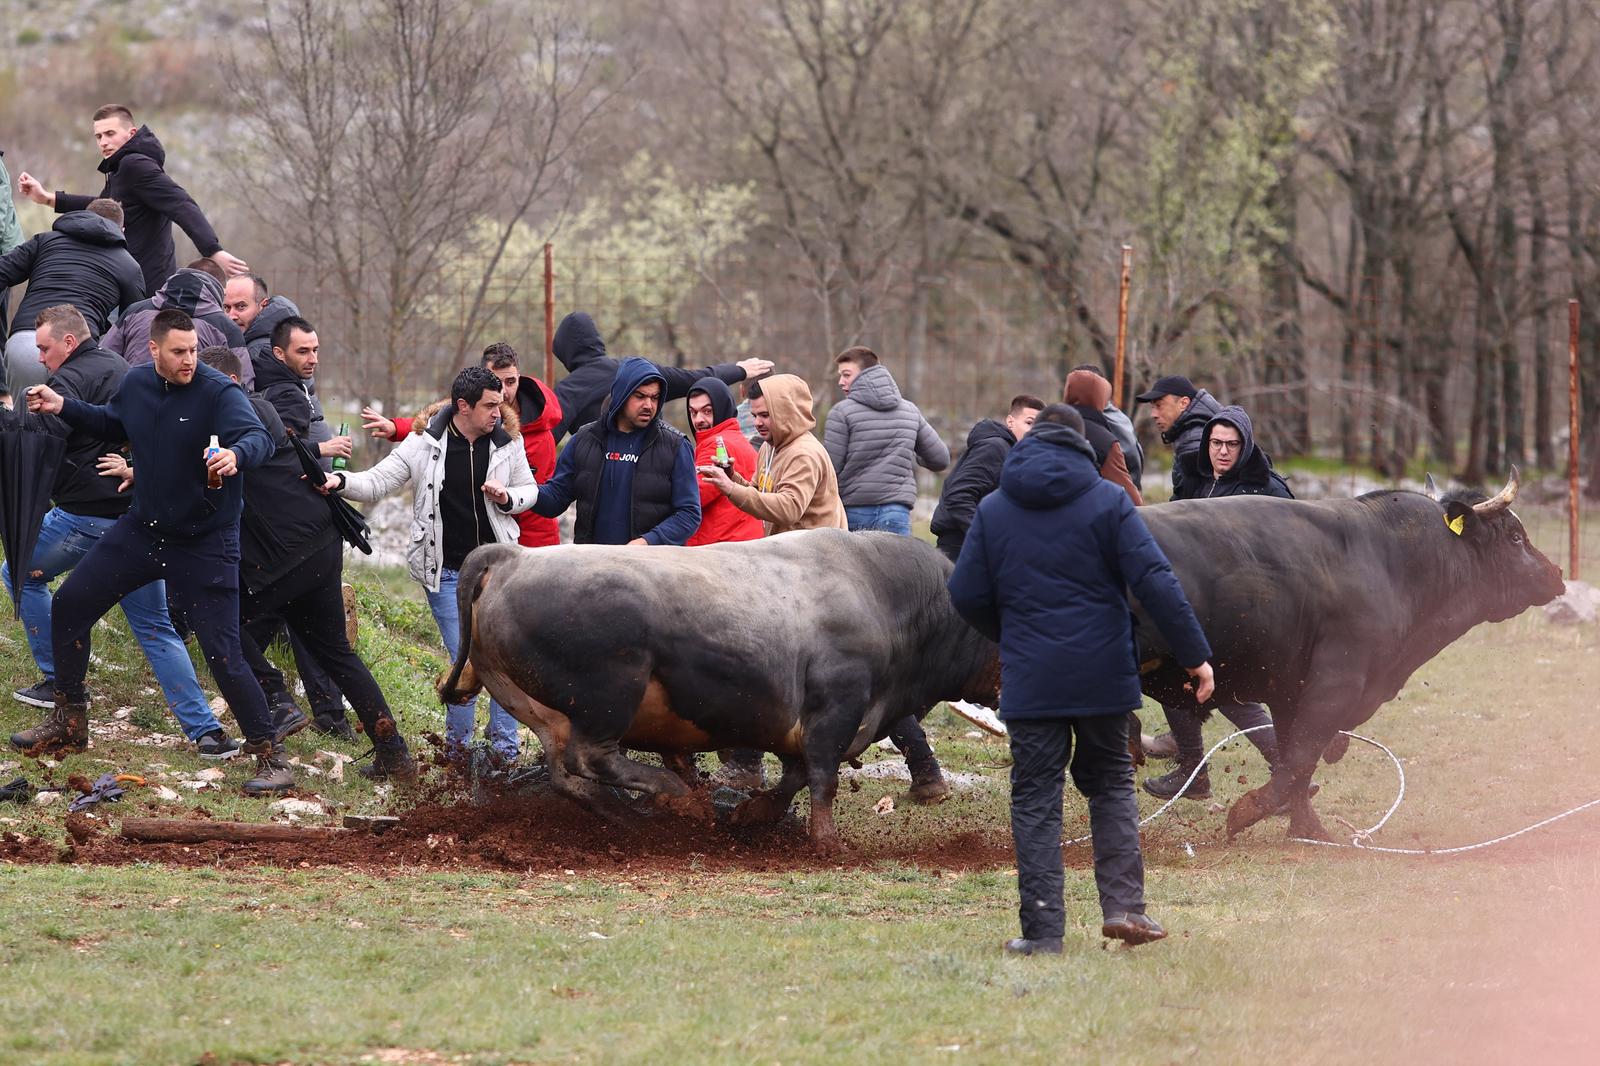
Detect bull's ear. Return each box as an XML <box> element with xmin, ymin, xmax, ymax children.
<box><xmin>1444</xmin><ymin>500</ymin><xmax>1472</xmax><ymax>537</ymax></box>
<box><xmin>1423</xmin><ymin>473</ymin><xmax>1441</xmax><ymax>501</ymax></box>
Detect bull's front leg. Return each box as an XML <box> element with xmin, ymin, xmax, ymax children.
<box><xmin>1225</xmin><ymin>709</ymin><xmax>1336</xmax><ymax>842</ymax></box>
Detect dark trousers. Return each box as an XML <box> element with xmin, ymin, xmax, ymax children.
<box><xmin>238</xmin><ymin>539</ymin><xmax>399</xmax><ymax>744</ymax></box>
<box><xmin>1164</xmin><ymin>702</ymin><xmax>1277</xmax><ymax>769</ymax></box>
<box><xmin>52</xmin><ymin>518</ymin><xmax>273</xmax><ymax>742</ymax></box>
<box><xmin>250</xmin><ymin>614</ymin><xmax>346</xmax><ymax>717</ymax></box>
<box><xmin>1008</xmin><ymin>713</ymin><xmax>1144</xmax><ymax>939</ymax></box>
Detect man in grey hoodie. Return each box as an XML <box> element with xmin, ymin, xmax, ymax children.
<box><xmin>824</xmin><ymin>345</ymin><xmax>953</xmax><ymax>802</ymax></box>
<box><xmin>825</xmin><ymin>346</ymin><xmax>950</xmax><ymax>535</ymax></box>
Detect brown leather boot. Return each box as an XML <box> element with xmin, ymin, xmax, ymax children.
<box><xmin>9</xmin><ymin>693</ymin><xmax>89</xmax><ymax>755</ymax></box>
<box><xmin>241</xmin><ymin>740</ymin><xmax>296</xmax><ymax>795</ymax></box>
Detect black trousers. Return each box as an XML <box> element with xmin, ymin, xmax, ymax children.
<box><xmin>249</xmin><ymin>613</ymin><xmax>346</xmax><ymax>717</ymax></box>
<box><xmin>1163</xmin><ymin>702</ymin><xmax>1277</xmax><ymax>769</ymax></box>
<box><xmin>1008</xmin><ymin>713</ymin><xmax>1144</xmax><ymax>939</ymax></box>
<box><xmin>52</xmin><ymin>518</ymin><xmax>273</xmax><ymax>742</ymax></box>
<box><xmin>238</xmin><ymin>539</ymin><xmax>399</xmax><ymax>745</ymax></box>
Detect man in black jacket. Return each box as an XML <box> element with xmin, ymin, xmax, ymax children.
<box><xmin>2</xmin><ymin>306</ymin><xmax>239</xmax><ymax>759</ymax></box>
<box><xmin>1143</xmin><ymin>405</ymin><xmax>1295</xmax><ymax>801</ymax></box>
<box><xmin>0</xmin><ymin>199</ymin><xmax>143</xmax><ymax>400</ymax></box>
<box><xmin>930</xmin><ymin>394</ymin><xmax>1044</xmax><ymax>561</ymax></box>
<box><xmin>1134</xmin><ymin>375</ymin><xmax>1223</xmax><ymax>498</ymax></box>
<box><xmin>550</xmin><ymin>311</ymin><xmax>772</xmax><ymax>443</ymax></box>
<box><xmin>16</xmin><ymin>104</ymin><xmax>247</xmax><ymax>295</ymax></box>
<box><xmin>223</xmin><ymin>277</ymin><xmax>337</xmax><ymax>461</ymax></box>
<box><xmin>202</xmin><ymin>348</ymin><xmax>417</xmax><ymax>781</ymax></box>
<box><xmin>21</xmin><ymin>308</ymin><xmax>289</xmax><ymax>793</ymax></box>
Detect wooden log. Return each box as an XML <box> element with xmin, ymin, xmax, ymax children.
<box><xmin>119</xmin><ymin>817</ymin><xmax>349</xmax><ymax>845</ymax></box>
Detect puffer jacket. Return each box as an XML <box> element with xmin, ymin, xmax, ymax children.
<box><xmin>0</xmin><ymin>211</ymin><xmax>143</xmax><ymax>339</ymax></box>
<box><xmin>823</xmin><ymin>364</ymin><xmax>949</xmax><ymax>507</ymax></box>
<box><xmin>336</xmin><ymin>404</ymin><xmax>537</xmax><ymax>592</ymax></box>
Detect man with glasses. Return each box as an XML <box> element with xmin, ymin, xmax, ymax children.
<box><xmin>1143</xmin><ymin>404</ymin><xmax>1293</xmax><ymax>800</ymax></box>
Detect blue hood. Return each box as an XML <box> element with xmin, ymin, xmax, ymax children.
<box><xmin>600</xmin><ymin>357</ymin><xmax>668</xmax><ymax>429</ymax></box>
<box><xmin>999</xmin><ymin>421</ymin><xmax>1103</xmax><ymax>510</ymax></box>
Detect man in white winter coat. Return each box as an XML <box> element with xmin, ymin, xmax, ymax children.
<box><xmin>324</xmin><ymin>366</ymin><xmax>537</xmax><ymax>764</ymax></box>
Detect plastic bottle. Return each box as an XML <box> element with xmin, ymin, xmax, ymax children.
<box><xmin>205</xmin><ymin>435</ymin><xmax>223</xmax><ymax>489</ymax></box>
<box><xmin>332</xmin><ymin>421</ymin><xmax>350</xmax><ymax>471</ymax></box>
<box><xmin>714</xmin><ymin>435</ymin><xmax>731</xmax><ymax>470</ymax></box>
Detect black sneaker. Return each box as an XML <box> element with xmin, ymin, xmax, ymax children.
<box><xmin>12</xmin><ymin>678</ymin><xmax>56</xmax><ymax>709</ymax></box>
<box><xmin>1142</xmin><ymin>765</ymin><xmax>1212</xmax><ymax>801</ymax></box>
<box><xmin>310</xmin><ymin>713</ymin><xmax>359</xmax><ymax>743</ymax></box>
<box><xmin>196</xmin><ymin>729</ymin><xmax>242</xmax><ymax>760</ymax></box>
<box><xmin>1003</xmin><ymin>937</ymin><xmax>1064</xmax><ymax>956</ymax></box>
<box><xmin>269</xmin><ymin>696</ymin><xmax>310</xmax><ymax>744</ymax></box>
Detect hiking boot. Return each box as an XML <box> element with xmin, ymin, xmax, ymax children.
<box><xmin>1144</xmin><ymin>732</ymin><xmax>1179</xmax><ymax>760</ymax></box>
<box><xmin>1101</xmin><ymin>912</ymin><xmax>1167</xmax><ymax>945</ymax></box>
<box><xmin>12</xmin><ymin>678</ymin><xmax>56</xmax><ymax>709</ymax></box>
<box><xmin>310</xmin><ymin>712</ymin><xmax>359</xmax><ymax>743</ymax></box>
<box><xmin>1142</xmin><ymin>764</ymin><xmax>1211</xmax><ymax>801</ymax></box>
<box><xmin>196</xmin><ymin>730</ymin><xmax>242</xmax><ymax>760</ymax></box>
<box><xmin>9</xmin><ymin>693</ymin><xmax>89</xmax><ymax>755</ymax></box>
<box><xmin>268</xmin><ymin>694</ymin><xmax>309</xmax><ymax>744</ymax></box>
<box><xmin>357</xmin><ymin>743</ymin><xmax>420</xmax><ymax>784</ymax></box>
<box><xmin>241</xmin><ymin>741</ymin><xmax>295</xmax><ymax>795</ymax></box>
<box><xmin>907</xmin><ymin>760</ymin><xmax>951</xmax><ymax>805</ymax></box>
<box><xmin>1003</xmin><ymin>936</ymin><xmax>1063</xmax><ymax>956</ymax></box>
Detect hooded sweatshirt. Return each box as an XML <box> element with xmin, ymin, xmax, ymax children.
<box><xmin>724</xmin><ymin>375</ymin><xmax>846</xmax><ymax>536</ymax></box>
<box><xmin>0</xmin><ymin>211</ymin><xmax>144</xmax><ymax>339</ymax></box>
<box><xmin>1064</xmin><ymin>369</ymin><xmax>1142</xmax><ymax>506</ymax></box>
<box><xmin>550</xmin><ymin>311</ymin><xmax>750</xmax><ymax>444</ymax></box>
<box><xmin>533</xmin><ymin>356</ymin><xmax>701</xmax><ymax>545</ymax></box>
<box><xmin>1159</xmin><ymin>386</ymin><xmax>1222</xmax><ymax>497</ymax></box>
<box><xmin>929</xmin><ymin>417</ymin><xmax>1016</xmax><ymax>560</ymax></box>
<box><xmin>1177</xmin><ymin>404</ymin><xmax>1294</xmax><ymax>501</ymax></box>
<box><xmin>53</xmin><ymin>126</ymin><xmax>224</xmax><ymax>296</ymax></box>
<box><xmin>687</xmin><ymin>377</ymin><xmax>762</xmax><ymax>546</ymax></box>
<box><xmin>945</xmin><ymin>421</ymin><xmax>1211</xmax><ymax>720</ymax></box>
<box><xmin>823</xmin><ymin>363</ymin><xmax>950</xmax><ymax>508</ymax></box>
<box><xmin>103</xmin><ymin>269</ymin><xmax>254</xmax><ymax>388</ymax></box>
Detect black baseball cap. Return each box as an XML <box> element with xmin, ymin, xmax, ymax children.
<box><xmin>1134</xmin><ymin>375</ymin><xmax>1197</xmax><ymax>403</ymax></box>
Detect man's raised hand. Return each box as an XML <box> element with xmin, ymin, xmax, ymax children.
<box><xmin>16</xmin><ymin>172</ymin><xmax>54</xmax><ymax>207</ymax></box>
<box><xmin>360</xmin><ymin>406</ymin><xmax>396</xmax><ymax>440</ymax></box>
<box><xmin>211</xmin><ymin>250</ymin><xmax>250</xmax><ymax>276</ymax></box>
<box><xmin>736</xmin><ymin>357</ymin><xmax>774</xmax><ymax>379</ymax></box>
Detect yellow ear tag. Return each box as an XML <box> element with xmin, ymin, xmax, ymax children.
<box><xmin>1446</xmin><ymin>514</ymin><xmax>1465</xmax><ymax>536</ymax></box>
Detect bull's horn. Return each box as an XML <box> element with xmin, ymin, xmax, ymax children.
<box><xmin>1423</xmin><ymin>473</ymin><xmax>1440</xmax><ymax>501</ymax></box>
<box><xmin>1472</xmin><ymin>466</ymin><xmax>1520</xmax><ymax>516</ymax></box>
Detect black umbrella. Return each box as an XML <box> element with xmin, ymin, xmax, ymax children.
<box><xmin>286</xmin><ymin>429</ymin><xmax>373</xmax><ymax>555</ymax></box>
<box><xmin>0</xmin><ymin>405</ymin><xmax>67</xmax><ymax>616</ymax></box>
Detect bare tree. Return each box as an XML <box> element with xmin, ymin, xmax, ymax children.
<box><xmin>225</xmin><ymin>0</ymin><xmax>614</xmax><ymax>410</ymax></box>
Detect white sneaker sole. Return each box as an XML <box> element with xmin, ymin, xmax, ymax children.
<box><xmin>197</xmin><ymin>746</ymin><xmax>243</xmax><ymax>761</ymax></box>
<box><xmin>12</xmin><ymin>690</ymin><xmax>55</xmax><ymax>709</ymax></box>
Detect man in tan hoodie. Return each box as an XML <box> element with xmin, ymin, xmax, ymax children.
<box><xmin>699</xmin><ymin>374</ymin><xmax>845</xmax><ymax>534</ymax></box>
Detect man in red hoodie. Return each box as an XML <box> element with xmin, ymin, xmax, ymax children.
<box><xmin>686</xmin><ymin>378</ymin><xmax>761</xmax><ymax>546</ymax></box>
<box><xmin>362</xmin><ymin>343</ymin><xmax>563</xmax><ymax>547</ymax></box>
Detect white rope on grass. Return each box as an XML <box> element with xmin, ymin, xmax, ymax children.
<box><xmin>1060</xmin><ymin>723</ymin><xmax>1600</xmax><ymax>855</ymax></box>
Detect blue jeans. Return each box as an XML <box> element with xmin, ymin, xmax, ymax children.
<box><xmin>427</xmin><ymin>568</ymin><xmax>520</xmax><ymax>761</ymax></box>
<box><xmin>1</xmin><ymin>507</ymin><xmax>221</xmax><ymax>741</ymax></box>
<box><xmin>845</xmin><ymin>503</ymin><xmax>913</xmax><ymax>536</ymax></box>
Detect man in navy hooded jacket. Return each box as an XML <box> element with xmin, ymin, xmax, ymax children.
<box><xmin>948</xmin><ymin>405</ymin><xmax>1215</xmax><ymax>955</ymax></box>
<box><xmin>533</xmin><ymin>357</ymin><xmax>701</xmax><ymax>545</ymax></box>
<box><xmin>20</xmin><ymin>308</ymin><xmax>292</xmax><ymax>795</ymax></box>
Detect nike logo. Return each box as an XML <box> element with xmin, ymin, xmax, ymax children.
<box><xmin>179</xmin><ymin>417</ymin><xmax>190</xmax><ymax>422</ymax></box>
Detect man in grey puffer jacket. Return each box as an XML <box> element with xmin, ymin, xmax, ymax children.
<box><xmin>824</xmin><ymin>346</ymin><xmax>950</xmax><ymax>535</ymax></box>
<box><xmin>824</xmin><ymin>345</ymin><xmax>954</xmax><ymax>803</ymax></box>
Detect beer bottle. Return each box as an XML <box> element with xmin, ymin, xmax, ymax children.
<box><xmin>332</xmin><ymin>421</ymin><xmax>350</xmax><ymax>471</ymax></box>
<box><xmin>205</xmin><ymin>435</ymin><xmax>223</xmax><ymax>490</ymax></box>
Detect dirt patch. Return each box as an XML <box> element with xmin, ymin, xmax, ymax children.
<box><xmin>19</xmin><ymin>780</ymin><xmax>1026</xmax><ymax>877</ymax></box>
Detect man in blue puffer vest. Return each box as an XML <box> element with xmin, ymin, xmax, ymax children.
<box><xmin>948</xmin><ymin>405</ymin><xmax>1215</xmax><ymax>955</ymax></box>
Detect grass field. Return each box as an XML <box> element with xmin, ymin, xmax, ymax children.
<box><xmin>1</xmin><ymin>499</ymin><xmax>1597</xmax><ymax>1065</ymax></box>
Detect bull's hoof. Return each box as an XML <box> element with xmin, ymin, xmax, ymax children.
<box><xmin>654</xmin><ymin>789</ymin><xmax>715</xmax><ymax>823</ymax></box>
<box><xmin>1322</xmin><ymin>733</ymin><xmax>1351</xmax><ymax>764</ymax></box>
<box><xmin>730</xmin><ymin>789</ymin><xmax>792</xmax><ymax>826</ymax></box>
<box><xmin>809</xmin><ymin>830</ymin><xmax>847</xmax><ymax>857</ymax></box>
<box><xmin>1225</xmin><ymin>787</ymin><xmax>1275</xmax><ymax>840</ymax></box>
<box><xmin>1287</xmin><ymin>811</ymin><xmax>1335</xmax><ymax>843</ymax></box>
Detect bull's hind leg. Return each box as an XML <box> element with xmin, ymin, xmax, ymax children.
<box><xmin>730</xmin><ymin>755</ymin><xmax>806</xmax><ymax>826</ymax></box>
<box><xmin>1226</xmin><ymin>708</ymin><xmax>1337</xmax><ymax>842</ymax></box>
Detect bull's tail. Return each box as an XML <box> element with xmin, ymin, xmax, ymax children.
<box><xmin>437</xmin><ymin>551</ymin><xmax>495</xmax><ymax>705</ymax></box>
